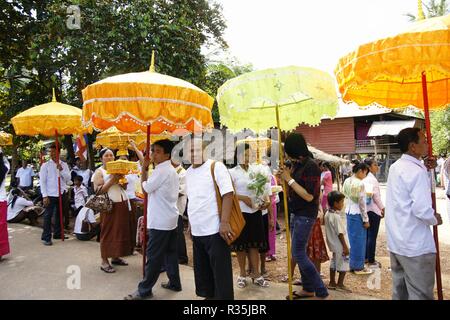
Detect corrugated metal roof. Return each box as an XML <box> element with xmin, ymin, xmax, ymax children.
<box><xmin>367</xmin><ymin>120</ymin><xmax>416</xmax><ymax>137</ymax></box>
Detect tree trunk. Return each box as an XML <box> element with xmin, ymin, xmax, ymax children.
<box><xmin>86</xmin><ymin>132</ymin><xmax>97</xmax><ymax>171</ymax></box>
<box><xmin>63</xmin><ymin>135</ymin><xmax>75</xmax><ymax>164</ymax></box>
<box><xmin>10</xmin><ymin>138</ymin><xmax>19</xmax><ymax>187</ymax></box>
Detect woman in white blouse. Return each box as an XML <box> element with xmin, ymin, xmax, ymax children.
<box><xmin>92</xmin><ymin>149</ymin><xmax>135</xmax><ymax>273</ymax></box>
<box><xmin>229</xmin><ymin>143</ymin><xmax>271</xmax><ymax>288</ymax></box>
<box><xmin>363</xmin><ymin>158</ymin><xmax>385</xmax><ymax>269</ymax></box>
<box><xmin>342</xmin><ymin>162</ymin><xmax>372</xmax><ymax>275</ymax></box>
<box><xmin>7</xmin><ymin>189</ymin><xmax>41</xmax><ymax>225</ymax></box>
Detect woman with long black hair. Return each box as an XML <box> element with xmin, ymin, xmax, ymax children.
<box><xmin>278</xmin><ymin>133</ymin><xmax>329</xmax><ymax>299</ymax></box>
<box><xmin>7</xmin><ymin>188</ymin><xmax>40</xmax><ymax>226</ymax></box>
<box><xmin>0</xmin><ymin>148</ymin><xmax>11</xmax><ymax>260</ymax></box>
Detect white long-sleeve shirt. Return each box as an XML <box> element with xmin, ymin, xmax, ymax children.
<box><xmin>363</xmin><ymin>172</ymin><xmax>384</xmax><ymax>216</ymax></box>
<box><xmin>0</xmin><ymin>156</ymin><xmax>10</xmax><ymax>201</ymax></box>
<box><xmin>39</xmin><ymin>159</ymin><xmax>71</xmax><ymax>197</ymax></box>
<box><xmin>175</xmin><ymin>165</ymin><xmax>187</xmax><ymax>216</ymax></box>
<box><xmin>142</xmin><ymin>160</ymin><xmax>179</xmax><ymax>230</ymax></box>
<box><xmin>386</xmin><ymin>154</ymin><xmax>437</xmax><ymax>257</ymax></box>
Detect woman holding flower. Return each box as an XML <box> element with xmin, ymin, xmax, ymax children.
<box><xmin>229</xmin><ymin>143</ymin><xmax>271</xmax><ymax>288</ymax></box>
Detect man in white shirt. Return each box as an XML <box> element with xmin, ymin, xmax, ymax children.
<box><xmin>39</xmin><ymin>144</ymin><xmax>71</xmax><ymax>245</ymax></box>
<box><xmin>73</xmin><ymin>175</ymin><xmax>88</xmax><ymax>215</ymax></box>
<box><xmin>185</xmin><ymin>137</ymin><xmax>235</xmax><ymax>300</ymax></box>
<box><xmin>125</xmin><ymin>139</ymin><xmax>181</xmax><ymax>300</ymax></box>
<box><xmin>15</xmin><ymin>160</ymin><xmax>35</xmax><ymax>190</ymax></box>
<box><xmin>72</xmin><ymin>160</ymin><xmax>93</xmax><ymax>190</ymax></box>
<box><xmin>172</xmin><ymin>157</ymin><xmax>188</xmax><ymax>265</ymax></box>
<box><xmin>386</xmin><ymin>128</ymin><xmax>443</xmax><ymax>300</ymax></box>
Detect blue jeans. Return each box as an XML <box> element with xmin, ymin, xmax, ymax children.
<box><xmin>347</xmin><ymin>214</ymin><xmax>367</xmax><ymax>270</ymax></box>
<box><xmin>291</xmin><ymin>215</ymin><xmax>328</xmax><ymax>298</ymax></box>
<box><xmin>366</xmin><ymin>211</ymin><xmax>381</xmax><ymax>264</ymax></box>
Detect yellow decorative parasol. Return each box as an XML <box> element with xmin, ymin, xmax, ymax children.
<box><xmin>82</xmin><ymin>52</ymin><xmax>214</xmax><ymax>134</ymax></box>
<box><xmin>11</xmin><ymin>89</ymin><xmax>88</xmax><ymax>136</ymax></box>
<box><xmin>11</xmin><ymin>89</ymin><xmax>89</xmax><ymax>241</ymax></box>
<box><xmin>0</xmin><ymin>132</ymin><xmax>13</xmax><ymax>146</ymax></box>
<box><xmin>236</xmin><ymin>137</ymin><xmax>272</xmax><ymax>163</ymax></box>
<box><xmin>217</xmin><ymin>66</ymin><xmax>338</xmax><ymax>300</ymax></box>
<box><xmin>335</xmin><ymin>6</ymin><xmax>450</xmax><ymax>299</ymax></box>
<box><xmin>82</xmin><ymin>51</ymin><xmax>214</xmax><ymax>276</ymax></box>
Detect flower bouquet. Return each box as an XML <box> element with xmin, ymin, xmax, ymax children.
<box><xmin>247</xmin><ymin>164</ymin><xmax>271</xmax><ymax>209</ymax></box>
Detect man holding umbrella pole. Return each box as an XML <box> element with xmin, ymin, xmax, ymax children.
<box><xmin>40</xmin><ymin>143</ymin><xmax>71</xmax><ymax>245</ymax></box>
<box><xmin>386</xmin><ymin>128</ymin><xmax>443</xmax><ymax>300</ymax></box>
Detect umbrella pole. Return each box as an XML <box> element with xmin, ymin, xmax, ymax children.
<box><xmin>421</xmin><ymin>72</ymin><xmax>443</xmax><ymax>300</ymax></box>
<box><xmin>55</xmin><ymin>130</ymin><xmax>65</xmax><ymax>241</ymax></box>
<box><xmin>275</xmin><ymin>105</ymin><xmax>293</xmax><ymax>300</ymax></box>
<box><xmin>142</xmin><ymin>124</ymin><xmax>151</xmax><ymax>277</ymax></box>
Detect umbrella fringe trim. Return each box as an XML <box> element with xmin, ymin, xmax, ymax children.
<box><xmin>83</xmin><ymin>96</ymin><xmax>212</xmax><ymax>112</ymax></box>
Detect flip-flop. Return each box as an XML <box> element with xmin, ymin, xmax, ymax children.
<box><xmin>100</xmin><ymin>265</ymin><xmax>116</xmax><ymax>273</ymax></box>
<box><xmin>327</xmin><ymin>285</ymin><xmax>337</xmax><ymax>290</ymax></box>
<box><xmin>286</xmin><ymin>291</ymin><xmax>315</xmax><ymax>300</ymax></box>
<box><xmin>111</xmin><ymin>259</ymin><xmax>129</xmax><ymax>266</ymax></box>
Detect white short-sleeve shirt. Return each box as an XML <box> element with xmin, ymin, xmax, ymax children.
<box><xmin>186</xmin><ymin>159</ymin><xmax>234</xmax><ymax>237</ymax></box>
<box><xmin>74</xmin><ymin>207</ymin><xmax>97</xmax><ymax>234</ymax></box>
<box><xmin>16</xmin><ymin>166</ymin><xmax>35</xmax><ymax>187</ymax></box>
<box><xmin>7</xmin><ymin>196</ymin><xmax>34</xmax><ymax>221</ymax></box>
<box><xmin>229</xmin><ymin>165</ymin><xmax>257</xmax><ymax>213</ymax></box>
<box><xmin>142</xmin><ymin>160</ymin><xmax>179</xmax><ymax>230</ymax></box>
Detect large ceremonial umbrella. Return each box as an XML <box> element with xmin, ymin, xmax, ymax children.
<box><xmin>82</xmin><ymin>51</ymin><xmax>214</xmax><ymax>275</ymax></box>
<box><xmin>217</xmin><ymin>66</ymin><xmax>338</xmax><ymax>300</ymax></box>
<box><xmin>0</xmin><ymin>132</ymin><xmax>13</xmax><ymax>146</ymax></box>
<box><xmin>11</xmin><ymin>89</ymin><xmax>87</xmax><ymax>241</ymax></box>
<box><xmin>335</xmin><ymin>7</ymin><xmax>450</xmax><ymax>300</ymax></box>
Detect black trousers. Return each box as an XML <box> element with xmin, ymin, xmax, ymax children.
<box><xmin>63</xmin><ymin>192</ymin><xmax>71</xmax><ymax>229</ymax></box>
<box><xmin>41</xmin><ymin>197</ymin><xmax>62</xmax><ymax>242</ymax></box>
<box><xmin>177</xmin><ymin>215</ymin><xmax>188</xmax><ymax>264</ymax></box>
<box><xmin>138</xmin><ymin>228</ymin><xmax>181</xmax><ymax>297</ymax></box>
<box><xmin>75</xmin><ymin>224</ymin><xmax>101</xmax><ymax>241</ymax></box>
<box><xmin>192</xmin><ymin>233</ymin><xmax>234</xmax><ymax>300</ymax></box>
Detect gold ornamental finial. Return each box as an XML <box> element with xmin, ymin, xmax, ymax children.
<box><xmin>418</xmin><ymin>0</ymin><xmax>425</xmax><ymax>20</ymax></box>
<box><xmin>149</xmin><ymin>50</ymin><xmax>155</xmax><ymax>72</ymax></box>
<box><xmin>52</xmin><ymin>88</ymin><xmax>57</xmax><ymax>102</ymax></box>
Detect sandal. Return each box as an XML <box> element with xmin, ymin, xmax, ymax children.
<box><xmin>327</xmin><ymin>284</ymin><xmax>337</xmax><ymax>290</ymax></box>
<box><xmin>124</xmin><ymin>290</ymin><xmax>151</xmax><ymax>300</ymax></box>
<box><xmin>286</xmin><ymin>290</ymin><xmax>315</xmax><ymax>300</ymax></box>
<box><xmin>100</xmin><ymin>265</ymin><xmax>116</xmax><ymax>273</ymax></box>
<box><xmin>237</xmin><ymin>276</ymin><xmax>247</xmax><ymax>288</ymax></box>
<box><xmin>336</xmin><ymin>285</ymin><xmax>352</xmax><ymax>293</ymax></box>
<box><xmin>293</xmin><ymin>280</ymin><xmax>302</xmax><ymax>286</ymax></box>
<box><xmin>111</xmin><ymin>258</ymin><xmax>128</xmax><ymax>266</ymax></box>
<box><xmin>281</xmin><ymin>275</ymin><xmax>301</xmax><ymax>285</ymax></box>
<box><xmin>252</xmin><ymin>276</ymin><xmax>269</xmax><ymax>287</ymax></box>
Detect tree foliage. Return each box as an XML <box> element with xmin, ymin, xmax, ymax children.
<box><xmin>0</xmin><ymin>0</ymin><xmax>228</xmax><ymax>169</ymax></box>
<box><xmin>203</xmin><ymin>59</ymin><xmax>254</xmax><ymax>124</ymax></box>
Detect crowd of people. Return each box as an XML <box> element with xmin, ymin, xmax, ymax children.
<box><xmin>0</xmin><ymin>128</ymin><xmax>448</xmax><ymax>301</ymax></box>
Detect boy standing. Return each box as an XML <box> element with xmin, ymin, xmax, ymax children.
<box><xmin>325</xmin><ymin>191</ymin><xmax>351</xmax><ymax>293</ymax></box>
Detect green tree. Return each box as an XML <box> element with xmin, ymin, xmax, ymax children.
<box><xmin>0</xmin><ymin>0</ymin><xmax>228</xmax><ymax>170</ymax></box>
<box><xmin>406</xmin><ymin>0</ymin><xmax>448</xmax><ymax>20</ymax></box>
<box><xmin>430</xmin><ymin>108</ymin><xmax>450</xmax><ymax>155</ymax></box>
<box><xmin>203</xmin><ymin>58</ymin><xmax>253</xmax><ymax>124</ymax></box>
